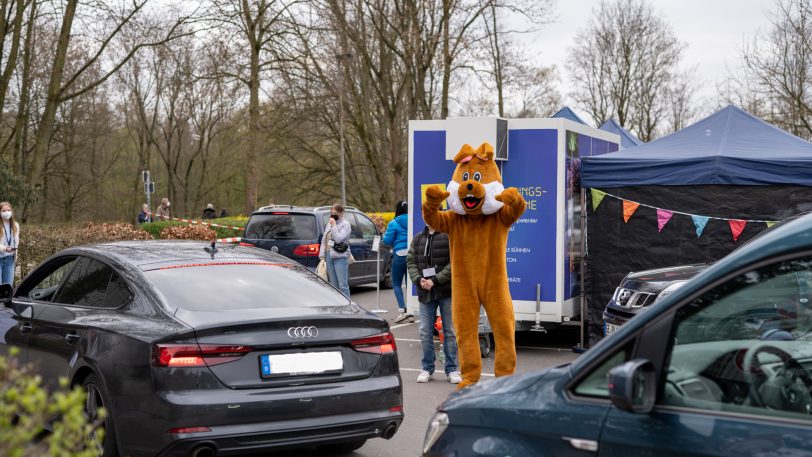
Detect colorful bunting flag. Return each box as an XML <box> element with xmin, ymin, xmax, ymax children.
<box><xmin>691</xmin><ymin>215</ymin><xmax>709</xmax><ymax>238</ymax></box>
<box><xmin>657</xmin><ymin>209</ymin><xmax>673</xmax><ymax>232</ymax></box>
<box><xmin>623</xmin><ymin>201</ymin><xmax>640</xmax><ymax>223</ymax></box>
<box><xmin>591</xmin><ymin>189</ymin><xmax>607</xmax><ymax>211</ymax></box>
<box><xmin>729</xmin><ymin>219</ymin><xmax>747</xmax><ymax>242</ymax></box>
<box><xmin>766</xmin><ymin>221</ymin><xmax>778</xmax><ymax>228</ymax></box>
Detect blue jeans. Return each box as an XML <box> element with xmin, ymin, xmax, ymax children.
<box><xmin>327</xmin><ymin>254</ymin><xmax>350</xmax><ymax>298</ymax></box>
<box><xmin>391</xmin><ymin>254</ymin><xmax>407</xmax><ymax>312</ymax></box>
<box><xmin>0</xmin><ymin>255</ymin><xmax>14</xmax><ymax>285</ymax></box>
<box><xmin>419</xmin><ymin>296</ymin><xmax>458</xmax><ymax>374</ymax></box>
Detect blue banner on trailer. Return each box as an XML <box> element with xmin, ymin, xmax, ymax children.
<box><xmin>407</xmin><ymin>118</ymin><xmax>619</xmax><ymax>328</ymax></box>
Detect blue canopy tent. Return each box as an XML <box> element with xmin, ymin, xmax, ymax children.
<box><xmin>579</xmin><ymin>105</ymin><xmax>812</xmax><ymax>344</ymax></box>
<box><xmin>552</xmin><ymin>106</ymin><xmax>588</xmax><ymax>125</ymax></box>
<box><xmin>598</xmin><ymin>119</ymin><xmax>642</xmax><ymax>150</ymax></box>
<box><xmin>584</xmin><ymin>105</ymin><xmax>812</xmax><ymax>186</ymax></box>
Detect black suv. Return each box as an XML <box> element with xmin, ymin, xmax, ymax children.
<box><xmin>602</xmin><ymin>213</ymin><xmax>809</xmax><ymax>337</ymax></box>
<box><xmin>241</xmin><ymin>205</ymin><xmax>392</xmax><ymax>288</ymax></box>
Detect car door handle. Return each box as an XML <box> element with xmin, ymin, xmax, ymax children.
<box><xmin>562</xmin><ymin>437</ymin><xmax>598</xmax><ymax>452</ymax></box>
<box><xmin>65</xmin><ymin>333</ymin><xmax>79</xmax><ymax>345</ymax></box>
<box><xmin>20</xmin><ymin>322</ymin><xmax>32</xmax><ymax>335</ymax></box>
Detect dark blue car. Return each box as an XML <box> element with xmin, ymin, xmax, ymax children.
<box><xmin>423</xmin><ymin>213</ymin><xmax>812</xmax><ymax>456</ymax></box>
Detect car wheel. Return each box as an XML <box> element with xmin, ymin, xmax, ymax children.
<box><xmin>83</xmin><ymin>374</ymin><xmax>118</xmax><ymax>457</ymax></box>
<box><xmin>479</xmin><ymin>334</ymin><xmax>492</xmax><ymax>358</ymax></box>
<box><xmin>380</xmin><ymin>259</ymin><xmax>392</xmax><ymax>289</ymax></box>
<box><xmin>318</xmin><ymin>439</ymin><xmax>367</xmax><ymax>455</ymax></box>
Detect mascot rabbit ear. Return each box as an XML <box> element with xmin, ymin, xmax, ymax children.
<box><xmin>453</xmin><ymin>144</ymin><xmax>476</xmax><ymax>164</ymax></box>
<box><xmin>475</xmin><ymin>143</ymin><xmax>494</xmax><ymax>160</ymax></box>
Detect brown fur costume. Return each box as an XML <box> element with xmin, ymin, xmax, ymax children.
<box><xmin>423</xmin><ymin>142</ymin><xmax>526</xmax><ymax>389</ymax></box>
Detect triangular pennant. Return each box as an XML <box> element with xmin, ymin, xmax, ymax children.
<box><xmin>591</xmin><ymin>189</ymin><xmax>607</xmax><ymax>211</ymax></box>
<box><xmin>656</xmin><ymin>209</ymin><xmax>673</xmax><ymax>232</ymax></box>
<box><xmin>622</xmin><ymin>200</ymin><xmax>640</xmax><ymax>223</ymax></box>
<box><xmin>766</xmin><ymin>221</ymin><xmax>778</xmax><ymax>228</ymax></box>
<box><xmin>691</xmin><ymin>215</ymin><xmax>709</xmax><ymax>238</ymax></box>
<box><xmin>729</xmin><ymin>219</ymin><xmax>747</xmax><ymax>242</ymax></box>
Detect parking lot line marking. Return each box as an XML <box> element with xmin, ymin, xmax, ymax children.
<box><xmin>396</xmin><ymin>339</ymin><xmax>570</xmax><ymax>352</ymax></box>
<box><xmin>515</xmin><ymin>345</ymin><xmax>572</xmax><ymax>352</ymax></box>
<box><xmin>400</xmin><ymin>367</ymin><xmax>495</xmax><ymax>377</ymax></box>
<box><xmin>390</xmin><ymin>321</ymin><xmax>420</xmax><ymax>330</ymax></box>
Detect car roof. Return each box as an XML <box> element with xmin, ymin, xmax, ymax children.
<box><xmin>65</xmin><ymin>240</ymin><xmax>293</xmax><ymax>269</ymax></box>
<box><xmin>251</xmin><ymin>205</ymin><xmax>361</xmax><ymax>214</ymax></box>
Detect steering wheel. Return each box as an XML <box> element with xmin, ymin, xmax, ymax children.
<box><xmin>742</xmin><ymin>343</ymin><xmax>812</xmax><ymax>414</ymax></box>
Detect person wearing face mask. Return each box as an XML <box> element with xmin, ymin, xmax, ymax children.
<box><xmin>319</xmin><ymin>203</ymin><xmax>352</xmax><ymax>297</ymax></box>
<box><xmin>156</xmin><ymin>197</ymin><xmax>171</xmax><ymax>220</ymax></box>
<box><xmin>0</xmin><ymin>202</ymin><xmax>19</xmax><ymax>285</ymax></box>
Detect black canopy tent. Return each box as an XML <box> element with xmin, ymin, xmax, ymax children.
<box><xmin>580</xmin><ymin>105</ymin><xmax>812</xmax><ymax>345</ymax></box>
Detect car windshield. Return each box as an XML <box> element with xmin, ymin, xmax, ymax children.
<box><xmin>145</xmin><ymin>262</ymin><xmax>348</xmax><ymax>311</ymax></box>
<box><xmin>245</xmin><ymin>214</ymin><xmax>318</xmax><ymax>240</ymax></box>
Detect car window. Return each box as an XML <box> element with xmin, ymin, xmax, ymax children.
<box><xmin>661</xmin><ymin>256</ymin><xmax>812</xmax><ymax>421</ymax></box>
<box><xmin>105</xmin><ymin>272</ymin><xmax>133</xmax><ymax>308</ymax></box>
<box><xmin>21</xmin><ymin>257</ymin><xmax>78</xmax><ymax>302</ymax></box>
<box><xmin>572</xmin><ymin>345</ymin><xmax>631</xmax><ymax>398</ymax></box>
<box><xmin>245</xmin><ymin>214</ymin><xmax>317</xmax><ymax>240</ymax></box>
<box><xmin>355</xmin><ymin>213</ymin><xmax>379</xmax><ymax>242</ymax></box>
<box><xmin>344</xmin><ymin>213</ymin><xmax>363</xmax><ymax>239</ymax></box>
<box><xmin>52</xmin><ymin>257</ymin><xmax>121</xmax><ymax>308</ymax></box>
<box><xmin>145</xmin><ymin>262</ymin><xmax>349</xmax><ymax>311</ymax></box>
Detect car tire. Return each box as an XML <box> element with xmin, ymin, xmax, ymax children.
<box><xmin>479</xmin><ymin>334</ymin><xmax>492</xmax><ymax>358</ymax></box>
<box><xmin>317</xmin><ymin>439</ymin><xmax>367</xmax><ymax>455</ymax></box>
<box><xmin>379</xmin><ymin>259</ymin><xmax>392</xmax><ymax>289</ymax></box>
<box><xmin>82</xmin><ymin>374</ymin><xmax>119</xmax><ymax>457</ymax></box>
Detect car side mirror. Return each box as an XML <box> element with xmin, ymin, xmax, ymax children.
<box><xmin>608</xmin><ymin>359</ymin><xmax>656</xmax><ymax>413</ymax></box>
<box><xmin>0</xmin><ymin>283</ymin><xmax>12</xmax><ymax>307</ymax></box>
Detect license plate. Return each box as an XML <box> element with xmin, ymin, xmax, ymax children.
<box><xmin>604</xmin><ymin>322</ymin><xmax>619</xmax><ymax>336</ymax></box>
<box><xmin>260</xmin><ymin>352</ymin><xmax>343</xmax><ymax>378</ymax></box>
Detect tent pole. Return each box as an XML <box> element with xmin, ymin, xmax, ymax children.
<box><xmin>579</xmin><ymin>187</ymin><xmax>587</xmax><ymax>351</ymax></box>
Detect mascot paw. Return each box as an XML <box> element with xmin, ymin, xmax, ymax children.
<box><xmin>495</xmin><ymin>187</ymin><xmax>523</xmax><ymax>207</ymax></box>
<box><xmin>456</xmin><ymin>379</ymin><xmax>475</xmax><ymax>390</ymax></box>
<box><xmin>425</xmin><ymin>185</ymin><xmax>451</xmax><ymax>205</ymax></box>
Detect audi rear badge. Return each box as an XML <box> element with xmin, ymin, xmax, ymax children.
<box><xmin>288</xmin><ymin>326</ymin><xmax>318</xmax><ymax>338</ymax></box>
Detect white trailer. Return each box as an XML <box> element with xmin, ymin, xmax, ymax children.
<box><xmin>406</xmin><ymin>117</ymin><xmax>619</xmax><ymax>347</ymax></box>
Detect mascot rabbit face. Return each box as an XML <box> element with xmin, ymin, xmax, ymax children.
<box><xmin>447</xmin><ymin>143</ymin><xmax>504</xmax><ymax>216</ymax></box>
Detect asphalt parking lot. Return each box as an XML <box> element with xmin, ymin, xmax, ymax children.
<box><xmin>254</xmin><ymin>284</ymin><xmax>582</xmax><ymax>457</ymax></box>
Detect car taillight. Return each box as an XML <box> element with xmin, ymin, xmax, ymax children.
<box><xmin>351</xmin><ymin>332</ymin><xmax>396</xmax><ymax>354</ymax></box>
<box><xmin>292</xmin><ymin>243</ymin><xmax>321</xmax><ymax>257</ymax></box>
<box><xmin>167</xmin><ymin>426</ymin><xmax>211</xmax><ymax>434</ymax></box>
<box><xmin>152</xmin><ymin>344</ymin><xmax>252</xmax><ymax>367</ymax></box>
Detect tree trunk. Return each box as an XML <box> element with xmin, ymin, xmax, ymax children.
<box><xmin>28</xmin><ymin>0</ymin><xmax>77</xmax><ymax>216</ymax></box>
<box><xmin>13</xmin><ymin>0</ymin><xmax>35</xmax><ymax>178</ymax></box>
<box><xmin>441</xmin><ymin>0</ymin><xmax>451</xmax><ymax>119</ymax></box>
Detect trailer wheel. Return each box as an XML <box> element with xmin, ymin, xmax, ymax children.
<box><xmin>479</xmin><ymin>334</ymin><xmax>492</xmax><ymax>358</ymax></box>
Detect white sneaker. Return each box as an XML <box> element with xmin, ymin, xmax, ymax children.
<box><xmin>447</xmin><ymin>371</ymin><xmax>462</xmax><ymax>384</ymax></box>
<box><xmin>416</xmin><ymin>370</ymin><xmax>433</xmax><ymax>383</ymax></box>
<box><xmin>394</xmin><ymin>313</ymin><xmax>415</xmax><ymax>324</ymax></box>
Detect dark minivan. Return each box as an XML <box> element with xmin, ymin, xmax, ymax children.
<box><xmin>241</xmin><ymin>205</ymin><xmax>392</xmax><ymax>287</ymax></box>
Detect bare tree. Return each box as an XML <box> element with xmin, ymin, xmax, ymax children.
<box><xmin>567</xmin><ymin>0</ymin><xmax>691</xmax><ymax>139</ymax></box>
<box><xmin>738</xmin><ymin>0</ymin><xmax>812</xmax><ymax>139</ymax></box>
<box><xmin>208</xmin><ymin>0</ymin><xmax>301</xmax><ymax>215</ymax></box>
<box><xmin>26</xmin><ymin>0</ymin><xmax>194</xmax><ymax>218</ymax></box>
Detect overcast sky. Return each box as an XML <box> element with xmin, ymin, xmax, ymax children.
<box><xmin>524</xmin><ymin>0</ymin><xmax>775</xmax><ymax>119</ymax></box>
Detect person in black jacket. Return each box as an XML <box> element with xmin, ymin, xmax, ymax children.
<box><xmin>202</xmin><ymin>203</ymin><xmax>217</xmax><ymax>219</ymax></box>
<box><xmin>407</xmin><ymin>224</ymin><xmax>460</xmax><ymax>384</ymax></box>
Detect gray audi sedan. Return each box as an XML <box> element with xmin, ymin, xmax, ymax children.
<box><xmin>0</xmin><ymin>241</ymin><xmax>403</xmax><ymax>457</ymax></box>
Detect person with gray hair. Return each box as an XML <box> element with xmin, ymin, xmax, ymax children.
<box><xmin>202</xmin><ymin>203</ymin><xmax>217</xmax><ymax>219</ymax></box>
